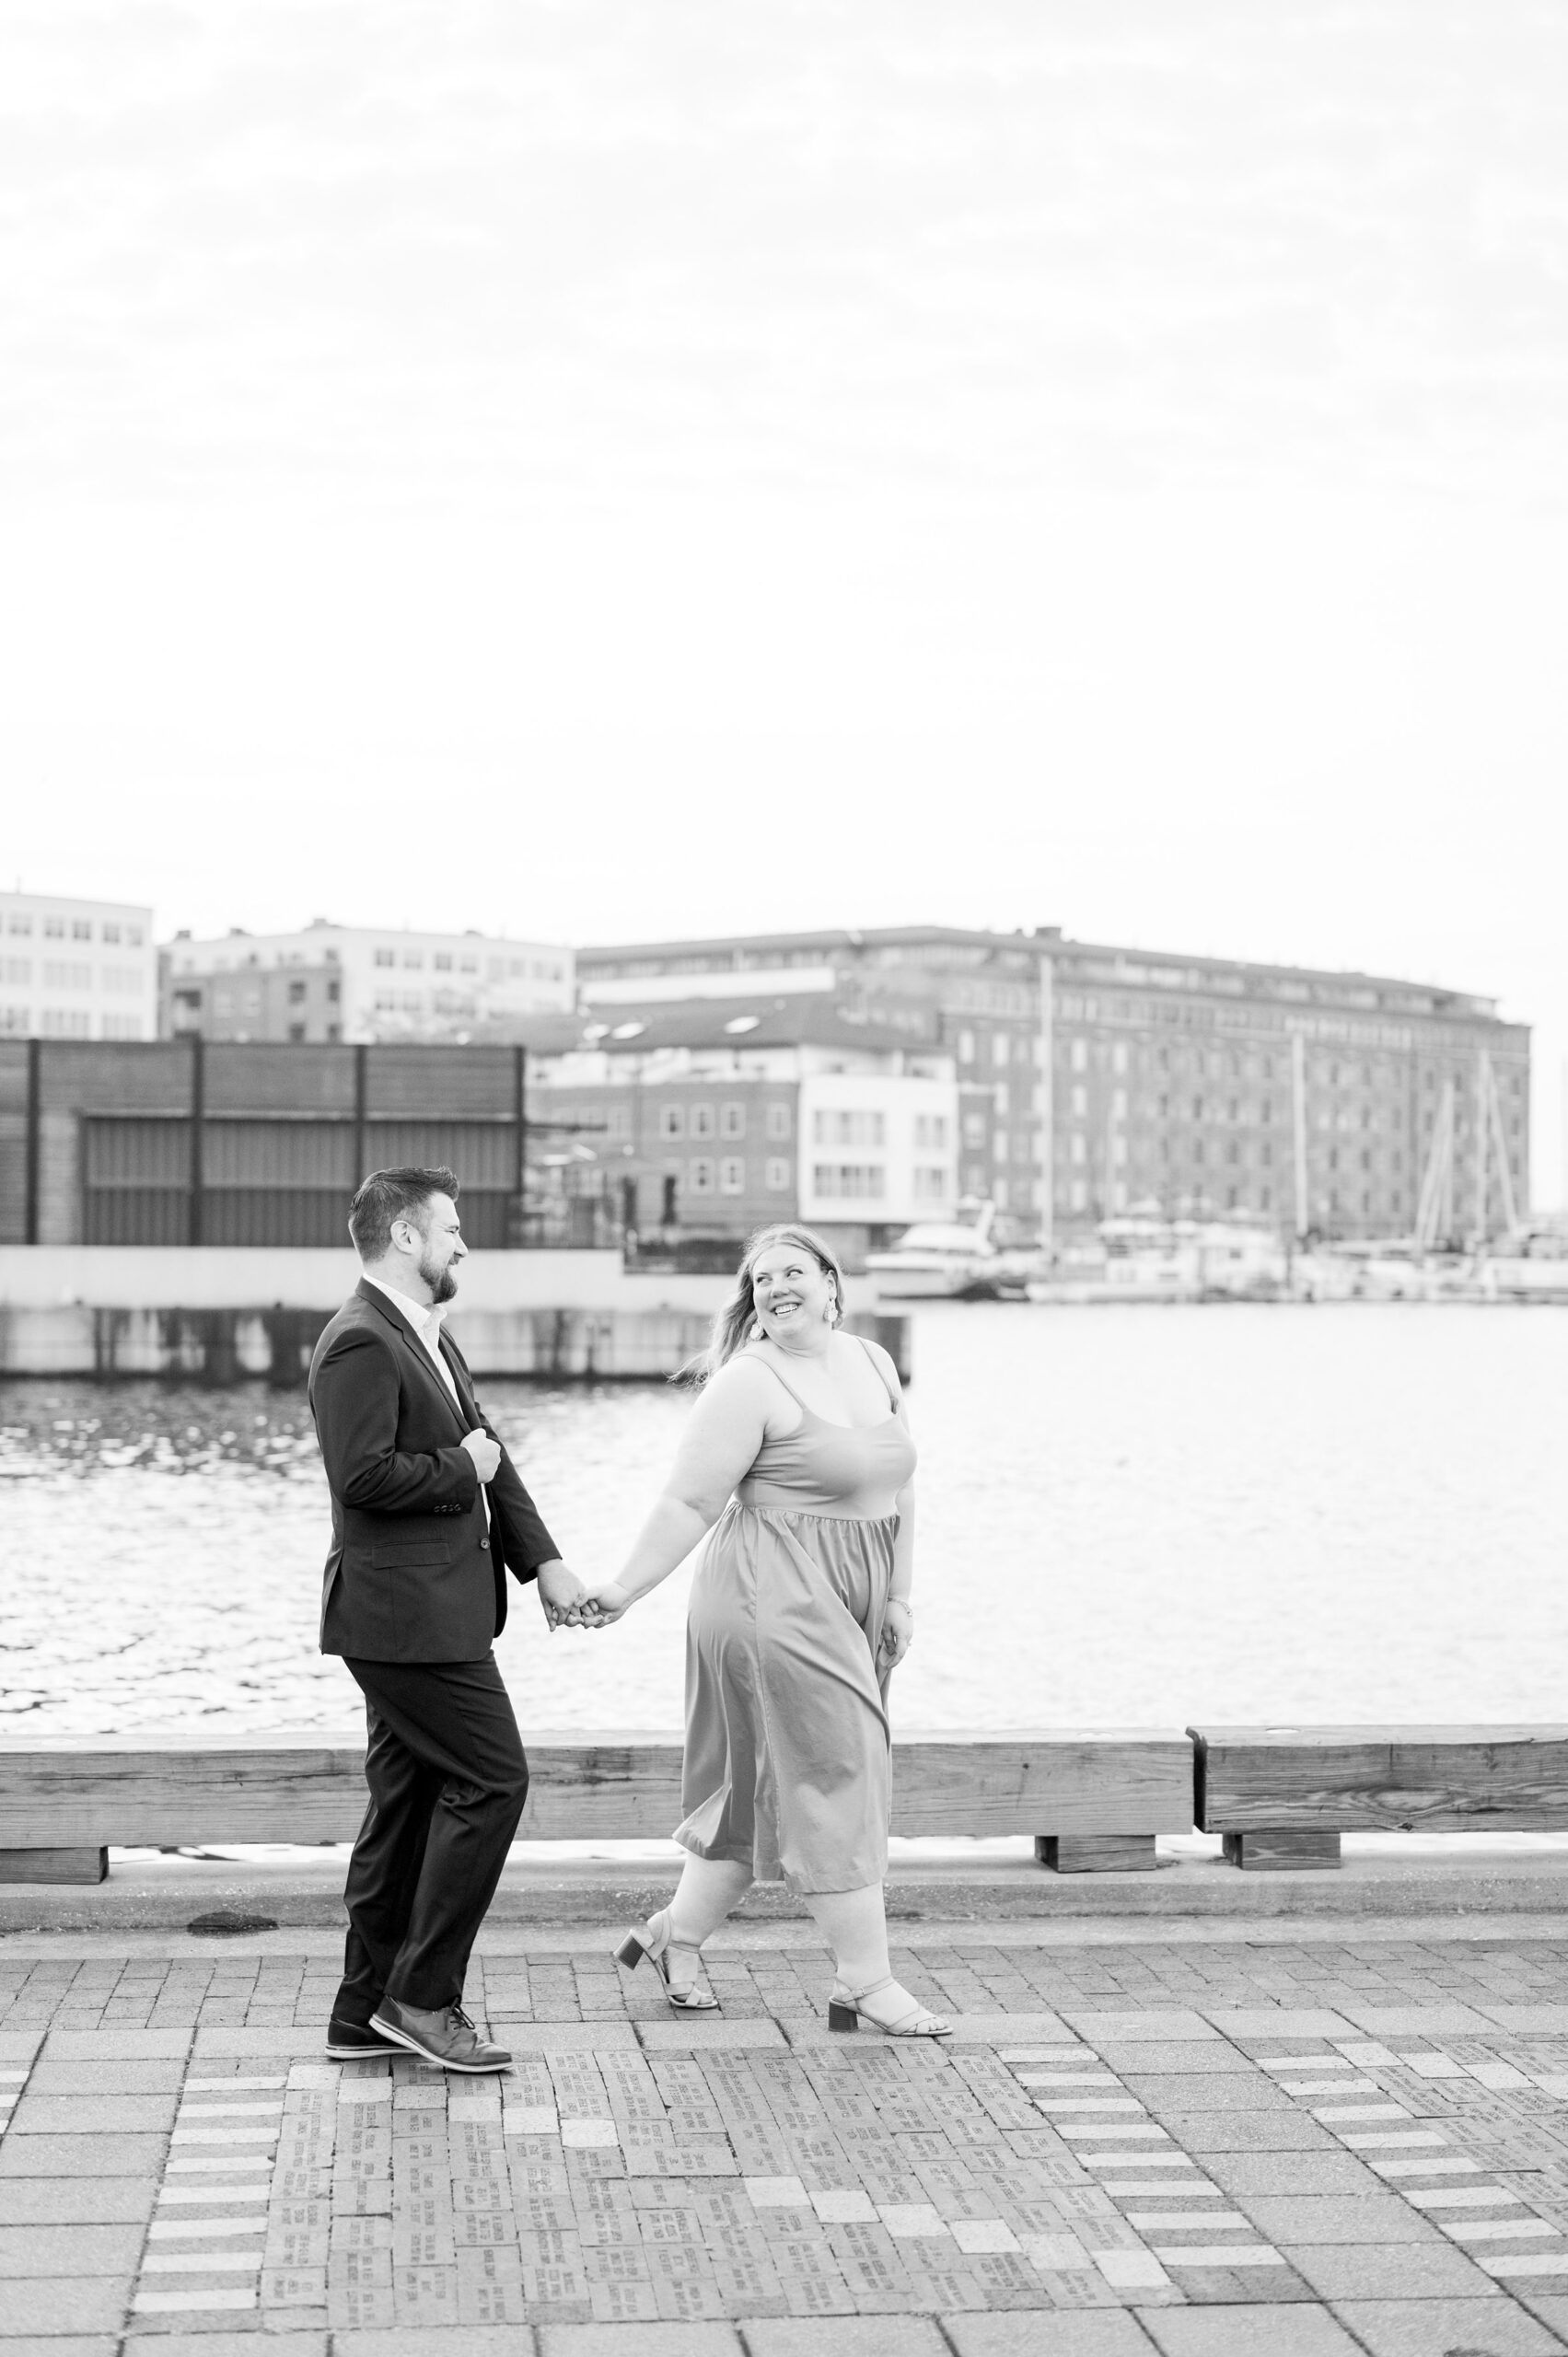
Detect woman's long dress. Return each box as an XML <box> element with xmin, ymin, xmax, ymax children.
<box><xmin>675</xmin><ymin>1342</ymin><xmax>917</xmax><ymax>1894</ymax></box>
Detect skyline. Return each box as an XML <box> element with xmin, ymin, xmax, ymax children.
<box><xmin>3</xmin><ymin>3</ymin><xmax>1563</xmax><ymax>1197</ymax></box>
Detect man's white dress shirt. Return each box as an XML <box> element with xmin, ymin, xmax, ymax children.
<box><xmin>362</xmin><ymin>1272</ymin><xmax>488</xmax><ymax>1525</ymax></box>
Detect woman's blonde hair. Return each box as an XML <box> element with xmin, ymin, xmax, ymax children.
<box><xmin>676</xmin><ymin>1222</ymin><xmax>846</xmax><ymax>1387</ymax></box>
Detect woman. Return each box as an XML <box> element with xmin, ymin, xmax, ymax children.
<box><xmin>587</xmin><ymin>1222</ymin><xmax>948</xmax><ymax>2038</ymax></box>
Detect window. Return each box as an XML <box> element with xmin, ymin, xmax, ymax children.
<box><xmin>1192</xmin><ymin>1096</ymin><xmax>1204</xmax><ymax>1120</ymax></box>
<box><xmin>3</xmin><ymin>959</ymin><xmax>28</xmax><ymax>984</ymax></box>
<box><xmin>690</xmin><ymin>1103</ymin><xmax>714</xmax><ymax>1140</ymax></box>
<box><xmin>766</xmin><ymin>1102</ymin><xmax>791</xmax><ymax>1140</ymax></box>
<box><xmin>912</xmin><ymin>1114</ymin><xmax>947</xmax><ymax>1150</ymax></box>
<box><xmin>719</xmin><ymin>1157</ymin><xmax>745</xmax><ymax>1194</ymax></box>
<box><xmin>659</xmin><ymin>1105</ymin><xmax>685</xmax><ymax>1140</ymax></box>
<box><xmin>963</xmin><ymin>1113</ymin><xmax>985</xmax><ymax>1146</ymax></box>
<box><xmin>41</xmin><ymin>1008</ymin><xmax>90</xmax><ymax>1037</ymax></box>
<box><xmin>43</xmin><ymin>917</ymin><xmax>64</xmax><ymax>937</ymax></box>
<box><xmin>1070</xmin><ymin>1178</ymin><xmax>1086</xmax><ymax>1212</ymax></box>
<box><xmin>1111</xmin><ymin>1088</ymin><xmax>1127</xmax><ymax>1119</ymax></box>
<box><xmin>913</xmin><ymin>1167</ymin><xmax>946</xmax><ymax>1201</ymax></box>
<box><xmin>689</xmin><ymin>1159</ymin><xmax>714</xmax><ymax>1193</ymax></box>
<box><xmin>327</xmin><ymin>981</ymin><xmax>340</xmax><ymax>1003</ymax></box>
<box><xmin>1070</xmin><ymin>1085</ymin><xmax>1086</xmax><ymax>1119</ymax></box>
<box><xmin>765</xmin><ymin>1157</ymin><xmax>791</xmax><ymax>1190</ymax></box>
<box><xmin>43</xmin><ymin>961</ymin><xmax>92</xmax><ymax>990</ymax></box>
<box><xmin>992</xmin><ymin>1033</ymin><xmax>1010</xmax><ymax>1068</ymax></box>
<box><xmin>606</xmin><ymin>1105</ymin><xmax>632</xmax><ymax>1139</ymax></box>
<box><xmin>72</xmin><ymin>919</ymin><xmax>92</xmax><ymax>940</ymax></box>
<box><xmin>1071</xmin><ymin>1038</ymin><xmax>1087</xmax><ymax>1074</ymax></box>
<box><xmin>7</xmin><ymin>916</ymin><xmax>31</xmax><ymax>935</ymax></box>
<box><xmin>956</xmin><ymin>1028</ymin><xmax>975</xmax><ymax>1064</ymax></box>
<box><xmin>812</xmin><ymin>1164</ymin><xmax>885</xmax><ymax>1199</ymax></box>
<box><xmin>287</xmin><ymin>981</ymin><xmax>307</xmax><ymax>1004</ymax></box>
<box><xmin>720</xmin><ymin>1103</ymin><xmax>745</xmax><ymax>1140</ymax></box>
<box><xmin>434</xmin><ymin>953</ymin><xmax>452</xmax><ymax>971</ymax></box>
<box><xmin>0</xmin><ymin>1005</ymin><xmax>29</xmax><ymax>1032</ymax></box>
<box><xmin>1069</xmin><ymin>1132</ymin><xmax>1086</xmax><ymax>1166</ymax></box>
<box><xmin>374</xmin><ymin>948</ymin><xmax>395</xmax><ymax>968</ymax></box>
<box><xmin>126</xmin><ymin>926</ymin><xmax>143</xmax><ymax>946</ymax></box>
<box><xmin>1112</xmin><ymin>1041</ymin><xmax>1128</xmax><ymax>1075</ymax></box>
<box><xmin>993</xmin><ymin>1131</ymin><xmax>1008</xmax><ymax>1163</ymax></box>
<box><xmin>402</xmin><ymin>951</ymin><xmax>423</xmax><ymax>970</ymax></box>
<box><xmin>813</xmin><ymin>1109</ymin><xmax>885</xmax><ymax>1147</ymax></box>
<box><xmin>287</xmin><ymin>1021</ymin><xmax>307</xmax><ymax>1043</ymax></box>
<box><xmin>101</xmin><ymin>1013</ymin><xmax>142</xmax><ymax>1039</ymax></box>
<box><xmin>101</xmin><ymin>923</ymin><xmax>120</xmax><ymax>944</ymax></box>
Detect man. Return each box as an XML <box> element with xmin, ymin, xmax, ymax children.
<box><xmin>310</xmin><ymin>1165</ymin><xmax>590</xmax><ymax>2073</ymax></box>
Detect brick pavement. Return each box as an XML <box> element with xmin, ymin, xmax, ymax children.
<box><xmin>3</xmin><ymin>1922</ymin><xmax>1568</xmax><ymax>2353</ymax></box>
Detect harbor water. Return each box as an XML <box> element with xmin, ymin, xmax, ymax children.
<box><xmin>3</xmin><ymin>1302</ymin><xmax>1565</xmax><ymax>1740</ymax></box>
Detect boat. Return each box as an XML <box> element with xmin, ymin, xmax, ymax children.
<box><xmin>865</xmin><ymin>1202</ymin><xmax>1001</xmax><ymax>1299</ymax></box>
<box><xmin>1026</xmin><ymin>1214</ymin><xmax>1289</xmax><ymax>1305</ymax></box>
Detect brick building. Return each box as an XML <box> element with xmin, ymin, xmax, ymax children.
<box><xmin>577</xmin><ymin>927</ymin><xmax>1530</xmax><ymax>1245</ymax></box>
<box><xmin>160</xmin><ymin>921</ymin><xmax>573</xmax><ymax>1045</ymax></box>
<box><xmin>521</xmin><ymin>996</ymin><xmax>957</xmax><ymax>1262</ymax></box>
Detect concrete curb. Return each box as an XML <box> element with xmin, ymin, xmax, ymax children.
<box><xmin>6</xmin><ymin>1846</ymin><xmax>1568</xmax><ymax>1935</ymax></box>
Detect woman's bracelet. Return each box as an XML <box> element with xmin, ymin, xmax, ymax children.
<box><xmin>886</xmin><ymin>1596</ymin><xmax>913</xmax><ymax>1612</ymax></box>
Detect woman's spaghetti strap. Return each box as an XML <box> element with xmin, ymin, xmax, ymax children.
<box><xmin>741</xmin><ymin>1345</ymin><xmax>817</xmax><ymax>1416</ymax></box>
<box><xmin>853</xmin><ymin>1331</ymin><xmax>900</xmax><ymax>1412</ymax></box>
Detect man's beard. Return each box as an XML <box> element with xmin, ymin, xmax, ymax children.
<box><xmin>419</xmin><ymin>1248</ymin><xmax>459</xmax><ymax>1304</ymax></box>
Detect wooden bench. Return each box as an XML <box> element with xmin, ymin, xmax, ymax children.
<box><xmin>1191</xmin><ymin>1724</ymin><xmax>1568</xmax><ymax>1869</ymax></box>
<box><xmin>0</xmin><ymin>1729</ymin><xmax>1195</xmax><ymax>1883</ymax></box>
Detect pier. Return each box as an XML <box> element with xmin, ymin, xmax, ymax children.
<box><xmin>6</xmin><ymin>1732</ymin><xmax>1568</xmax><ymax>2348</ymax></box>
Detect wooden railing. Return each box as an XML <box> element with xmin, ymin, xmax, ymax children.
<box><xmin>1191</xmin><ymin>1724</ymin><xmax>1568</xmax><ymax>1868</ymax></box>
<box><xmin>10</xmin><ymin>1727</ymin><xmax>1568</xmax><ymax>1886</ymax></box>
<box><xmin>1</xmin><ymin>1730</ymin><xmax>1193</xmax><ymax>1885</ymax></box>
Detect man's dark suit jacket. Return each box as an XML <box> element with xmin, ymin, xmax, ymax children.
<box><xmin>309</xmin><ymin>1279</ymin><xmax>560</xmax><ymax>1663</ymax></box>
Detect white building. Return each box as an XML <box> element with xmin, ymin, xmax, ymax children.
<box><xmin>161</xmin><ymin>920</ymin><xmax>574</xmax><ymax>1044</ymax></box>
<box><xmin>0</xmin><ymin>890</ymin><xmax>157</xmax><ymax>1041</ymax></box>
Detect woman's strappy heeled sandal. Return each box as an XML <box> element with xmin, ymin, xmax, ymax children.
<box><xmin>612</xmin><ymin>1909</ymin><xmax>719</xmax><ymax>2012</ymax></box>
<box><xmin>827</xmin><ymin>1977</ymin><xmax>952</xmax><ymax>2038</ymax></box>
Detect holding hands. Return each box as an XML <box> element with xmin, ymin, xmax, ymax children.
<box><xmin>534</xmin><ymin>1560</ymin><xmax>633</xmax><ymax>1632</ymax></box>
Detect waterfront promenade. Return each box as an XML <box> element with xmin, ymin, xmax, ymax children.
<box><xmin>8</xmin><ymin>1912</ymin><xmax>1568</xmax><ymax>2354</ymax></box>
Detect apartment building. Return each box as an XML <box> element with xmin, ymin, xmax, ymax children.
<box><xmin>160</xmin><ymin>921</ymin><xmax>574</xmax><ymax>1044</ymax></box>
<box><xmin>0</xmin><ymin>891</ymin><xmax>157</xmax><ymax>1042</ymax></box>
<box><xmin>578</xmin><ymin>926</ymin><xmax>1531</xmax><ymax>1244</ymax></box>
<box><xmin>523</xmin><ymin>997</ymin><xmax>958</xmax><ymax>1260</ymax></box>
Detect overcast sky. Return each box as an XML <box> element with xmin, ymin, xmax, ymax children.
<box><xmin>3</xmin><ymin>2</ymin><xmax>1564</xmax><ymax>1200</ymax></box>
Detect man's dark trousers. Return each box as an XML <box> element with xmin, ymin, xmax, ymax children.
<box><xmin>336</xmin><ymin>1655</ymin><xmax>529</xmax><ymax>2023</ymax></box>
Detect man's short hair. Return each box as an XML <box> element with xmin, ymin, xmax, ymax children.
<box><xmin>349</xmin><ymin>1167</ymin><xmax>459</xmax><ymax>1261</ymax></box>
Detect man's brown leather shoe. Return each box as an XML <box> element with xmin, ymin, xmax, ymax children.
<box><xmin>369</xmin><ymin>1996</ymin><xmax>511</xmax><ymax>2073</ymax></box>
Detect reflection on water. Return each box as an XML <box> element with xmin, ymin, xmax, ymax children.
<box><xmin>3</xmin><ymin>1303</ymin><xmax>1566</xmax><ymax>1737</ymax></box>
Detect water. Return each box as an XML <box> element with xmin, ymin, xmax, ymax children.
<box><xmin>3</xmin><ymin>1304</ymin><xmax>1565</xmax><ymax>1739</ymax></box>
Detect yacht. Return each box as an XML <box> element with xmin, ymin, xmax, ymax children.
<box><xmin>865</xmin><ymin>1203</ymin><xmax>1001</xmax><ymax>1299</ymax></box>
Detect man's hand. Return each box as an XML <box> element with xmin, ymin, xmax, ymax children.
<box><xmin>536</xmin><ymin>1559</ymin><xmax>596</xmax><ymax>1630</ymax></box>
<box><xmin>461</xmin><ymin>1429</ymin><xmax>502</xmax><ymax>1483</ymax></box>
